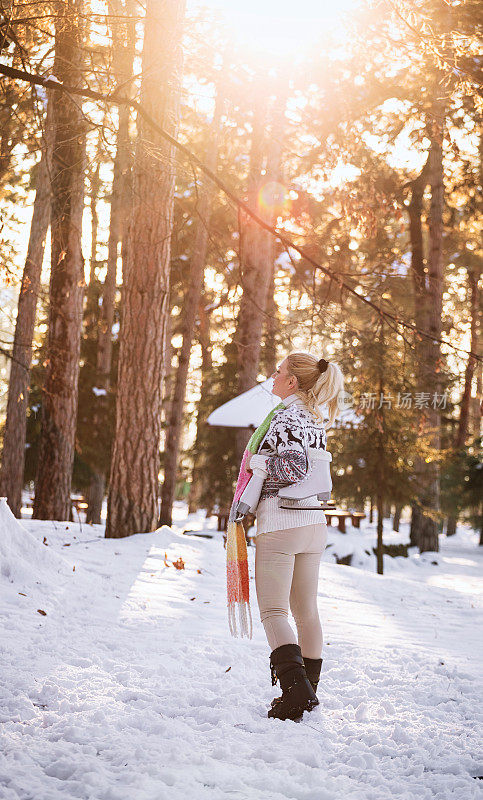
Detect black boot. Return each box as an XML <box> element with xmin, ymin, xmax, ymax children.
<box><xmin>303</xmin><ymin>656</ymin><xmax>323</xmax><ymax>695</ymax></box>
<box><xmin>267</xmin><ymin>644</ymin><xmax>318</xmax><ymax>721</ymax></box>
<box><xmin>271</xmin><ymin>656</ymin><xmax>323</xmax><ymax>708</ymax></box>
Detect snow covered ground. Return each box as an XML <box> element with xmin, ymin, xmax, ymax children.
<box><xmin>1</xmin><ymin>497</ymin><xmax>482</xmax><ymax>800</ymax></box>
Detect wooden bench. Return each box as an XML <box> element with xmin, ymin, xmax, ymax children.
<box><xmin>325</xmin><ymin>510</ymin><xmax>351</xmax><ymax>533</ymax></box>
<box><xmin>325</xmin><ymin>510</ymin><xmax>366</xmax><ymax>533</ymax></box>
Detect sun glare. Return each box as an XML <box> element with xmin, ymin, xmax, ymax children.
<box><xmin>189</xmin><ymin>0</ymin><xmax>360</xmax><ymax>57</ymax></box>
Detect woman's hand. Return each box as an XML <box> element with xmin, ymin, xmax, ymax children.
<box><xmin>247</xmin><ymin>454</ymin><xmax>269</xmax><ymax>476</ymax></box>
<box><xmin>245</xmin><ymin>454</ymin><xmax>252</xmax><ymax>472</ymax></box>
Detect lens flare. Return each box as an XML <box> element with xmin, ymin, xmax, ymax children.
<box><xmin>258</xmin><ymin>181</ymin><xmax>291</xmax><ymax>215</ymax></box>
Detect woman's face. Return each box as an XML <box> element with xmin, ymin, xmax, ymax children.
<box><xmin>271</xmin><ymin>358</ymin><xmax>298</xmax><ymax>399</ymax></box>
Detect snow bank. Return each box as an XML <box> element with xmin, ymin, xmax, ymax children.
<box><xmin>0</xmin><ymin>496</ymin><xmax>69</xmax><ymax>593</ymax></box>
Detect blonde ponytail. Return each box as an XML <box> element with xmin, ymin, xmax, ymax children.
<box><xmin>285</xmin><ymin>351</ymin><xmax>345</xmax><ymax>429</ymax></box>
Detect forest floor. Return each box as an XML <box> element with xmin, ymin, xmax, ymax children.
<box><xmin>1</xmin><ymin>499</ymin><xmax>482</xmax><ymax>800</ymax></box>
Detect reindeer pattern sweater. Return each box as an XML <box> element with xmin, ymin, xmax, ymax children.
<box><xmin>250</xmin><ymin>394</ymin><xmax>328</xmax><ymax>535</ymax></box>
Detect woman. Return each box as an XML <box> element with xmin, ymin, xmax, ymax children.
<box><xmin>246</xmin><ymin>351</ymin><xmax>344</xmax><ymax>721</ymax></box>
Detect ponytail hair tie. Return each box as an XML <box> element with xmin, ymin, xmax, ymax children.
<box><xmin>317</xmin><ymin>358</ymin><xmax>329</xmax><ymax>374</ymax></box>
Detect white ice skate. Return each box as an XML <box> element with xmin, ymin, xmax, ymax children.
<box><xmin>234</xmin><ymin>448</ymin><xmax>334</xmax><ymax>521</ymax></box>
<box><xmin>277</xmin><ymin>448</ymin><xmax>333</xmax><ymax>510</ymax></box>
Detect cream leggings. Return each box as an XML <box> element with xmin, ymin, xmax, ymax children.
<box><xmin>255</xmin><ymin>522</ymin><xmax>328</xmax><ymax>658</ymax></box>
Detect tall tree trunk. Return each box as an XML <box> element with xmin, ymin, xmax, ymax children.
<box><xmin>161</xmin><ymin>311</ymin><xmax>174</xmax><ymax>427</ymax></box>
<box><xmin>159</xmin><ymin>89</ymin><xmax>223</xmax><ymax>527</ymax></box>
<box><xmin>376</xmin><ymin>324</ymin><xmax>385</xmax><ymax>574</ymax></box>
<box><xmin>106</xmin><ymin>0</ymin><xmax>185</xmax><ymax>538</ymax></box>
<box><xmin>86</xmin><ymin>0</ymin><xmax>136</xmax><ymax>525</ymax></box>
<box><xmin>408</xmin><ymin>112</ymin><xmax>445</xmax><ymax>553</ymax></box>
<box><xmin>33</xmin><ymin>0</ymin><xmax>86</xmax><ymax>521</ymax></box>
<box><xmin>472</xmin><ymin>360</ymin><xmax>482</xmax><ymax>438</ymax></box>
<box><xmin>454</xmin><ymin>270</ymin><xmax>479</xmax><ymax>450</ymax></box>
<box><xmin>0</xmin><ymin>105</ymin><xmax>52</xmax><ymax>517</ymax></box>
<box><xmin>234</xmin><ymin>89</ymin><xmax>274</xmax><ymax>465</ymax></box>
<box><xmin>376</xmin><ymin>490</ymin><xmax>384</xmax><ymax>574</ymax></box>
<box><xmin>85</xmin><ymin>473</ymin><xmax>104</xmax><ymax>525</ymax></box>
<box><xmin>417</xmin><ymin>115</ymin><xmax>444</xmax><ymax>553</ymax></box>
<box><xmin>474</xmin><ymin>134</ymin><xmax>483</xmax><ymax>439</ymax></box>
<box><xmin>97</xmin><ymin>0</ymin><xmax>136</xmax><ymax>389</ymax></box>
<box><xmin>89</xmin><ymin>142</ymin><xmax>101</xmax><ymax>285</ymax></box>
<box><xmin>393</xmin><ymin>504</ymin><xmax>402</xmax><ymax>532</ymax></box>
<box><xmin>446</xmin><ymin>266</ymin><xmax>480</xmax><ymax>536</ymax></box>
<box><xmin>188</xmin><ymin>300</ymin><xmax>212</xmax><ymax>515</ymax></box>
<box><xmin>408</xmin><ymin>155</ymin><xmax>430</xmax><ymax>549</ymax></box>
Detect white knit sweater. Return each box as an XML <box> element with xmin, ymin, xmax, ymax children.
<box><xmin>252</xmin><ymin>394</ymin><xmax>328</xmax><ymax>536</ymax></box>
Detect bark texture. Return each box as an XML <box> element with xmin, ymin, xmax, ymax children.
<box><xmin>33</xmin><ymin>1</ymin><xmax>86</xmax><ymax>521</ymax></box>
<box><xmin>376</xmin><ymin>325</ymin><xmax>385</xmax><ymax>574</ymax></box>
<box><xmin>416</xmin><ymin>121</ymin><xmax>444</xmax><ymax>553</ymax></box>
<box><xmin>408</xmin><ymin>112</ymin><xmax>445</xmax><ymax>553</ymax></box>
<box><xmin>0</xmin><ymin>105</ymin><xmax>52</xmax><ymax>517</ymax></box>
<box><xmin>106</xmin><ymin>0</ymin><xmax>185</xmax><ymax>538</ymax></box>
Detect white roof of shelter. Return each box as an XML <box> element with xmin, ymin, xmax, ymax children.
<box><xmin>206</xmin><ymin>378</ymin><xmax>361</xmax><ymax>430</ymax></box>
<box><xmin>207</xmin><ymin>378</ymin><xmax>279</xmax><ymax>429</ymax></box>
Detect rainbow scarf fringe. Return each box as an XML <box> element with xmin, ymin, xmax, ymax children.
<box><xmin>226</xmin><ymin>401</ymin><xmax>284</xmax><ymax>638</ymax></box>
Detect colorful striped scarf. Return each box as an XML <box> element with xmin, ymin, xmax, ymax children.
<box><xmin>226</xmin><ymin>401</ymin><xmax>284</xmax><ymax>638</ymax></box>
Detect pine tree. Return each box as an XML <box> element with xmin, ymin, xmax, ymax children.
<box><xmin>106</xmin><ymin>0</ymin><xmax>186</xmax><ymax>538</ymax></box>
<box><xmin>33</xmin><ymin>0</ymin><xmax>86</xmax><ymax>521</ymax></box>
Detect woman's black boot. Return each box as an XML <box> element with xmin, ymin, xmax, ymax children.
<box><xmin>270</xmin><ymin>655</ymin><xmax>323</xmax><ymax>709</ymax></box>
<box><xmin>267</xmin><ymin>643</ymin><xmax>318</xmax><ymax>721</ymax></box>
<box><xmin>303</xmin><ymin>656</ymin><xmax>323</xmax><ymax>695</ymax></box>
